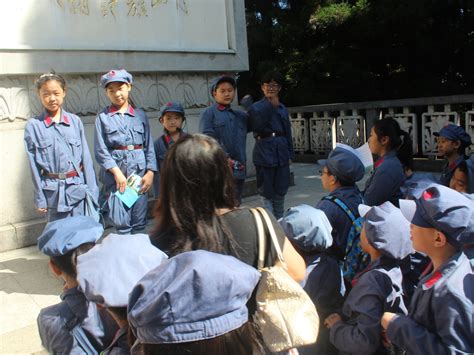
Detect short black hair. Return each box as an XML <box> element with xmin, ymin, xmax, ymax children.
<box><xmin>260</xmin><ymin>70</ymin><xmax>284</xmax><ymax>85</ymax></box>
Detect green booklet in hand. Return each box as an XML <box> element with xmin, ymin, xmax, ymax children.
<box><xmin>115</xmin><ymin>173</ymin><xmax>142</xmax><ymax>208</ymax></box>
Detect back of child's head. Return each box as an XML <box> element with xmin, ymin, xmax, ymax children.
<box><xmin>373</xmin><ymin>118</ymin><xmax>413</xmax><ymax>170</ymax></box>
<box><xmin>399</xmin><ymin>184</ymin><xmax>474</xmax><ymax>248</ymax></box>
<box><xmin>279</xmin><ymin>204</ymin><xmax>333</xmax><ymax>254</ymax></box>
<box><xmin>359</xmin><ymin>202</ymin><xmax>414</xmax><ymax>260</ymax></box>
<box><xmin>321</xmin><ymin>144</ymin><xmax>365</xmax><ymax>186</ymax></box>
<box><xmin>76</xmin><ymin>233</ymin><xmax>168</xmax><ymax>310</ymax></box>
<box><xmin>434</xmin><ymin>123</ymin><xmax>472</xmax><ymax>155</ymax></box>
<box><xmin>454</xmin><ymin>156</ymin><xmax>474</xmax><ymax>194</ymax></box>
<box><xmin>38</xmin><ymin>216</ymin><xmax>104</xmax><ymax>277</ymax></box>
<box><xmin>35</xmin><ymin>72</ymin><xmax>67</xmax><ymax>91</ymax></box>
<box><xmin>128</xmin><ymin>250</ymin><xmax>263</xmax><ymax>354</ymax></box>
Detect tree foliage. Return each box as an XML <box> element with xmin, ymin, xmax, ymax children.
<box><xmin>239</xmin><ymin>0</ymin><xmax>474</xmax><ymax>106</ymax></box>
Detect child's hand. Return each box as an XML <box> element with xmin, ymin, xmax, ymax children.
<box><xmin>381</xmin><ymin>312</ymin><xmax>396</xmax><ymax>330</ymax></box>
<box><xmin>111</xmin><ymin>168</ymin><xmax>127</xmax><ymax>193</ymax></box>
<box><xmin>324</xmin><ymin>313</ymin><xmax>342</xmax><ymax>329</ymax></box>
<box><xmin>140</xmin><ymin>170</ymin><xmax>154</xmax><ymax>194</ymax></box>
<box><xmin>267</xmin><ymin>95</ymin><xmax>280</xmax><ymax>107</ymax></box>
<box><xmin>37</xmin><ymin>207</ymin><xmax>47</xmax><ymax>213</ymax></box>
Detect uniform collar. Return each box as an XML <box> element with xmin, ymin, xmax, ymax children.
<box><xmin>447</xmin><ymin>155</ymin><xmax>464</xmax><ymax>172</ymax></box>
<box><xmin>43</xmin><ymin>111</ymin><xmax>70</xmax><ymax>128</ymax></box>
<box><xmin>108</xmin><ymin>105</ymin><xmax>135</xmax><ymax>117</ymax></box>
<box><xmin>351</xmin><ymin>256</ymin><xmax>397</xmax><ymax>287</ymax></box>
<box><xmin>374</xmin><ymin>150</ymin><xmax>396</xmax><ymax>169</ymax></box>
<box><xmin>216</xmin><ymin>103</ymin><xmax>231</xmax><ymax>112</ymax></box>
<box><xmin>421</xmin><ymin>251</ymin><xmax>465</xmax><ymax>290</ymax></box>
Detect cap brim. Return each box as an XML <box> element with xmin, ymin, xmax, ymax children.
<box><xmin>103</xmin><ymin>78</ymin><xmax>129</xmax><ymax>88</ymax></box>
<box><xmin>358</xmin><ymin>204</ymin><xmax>372</xmax><ymax>218</ymax></box>
<box><xmin>433</xmin><ymin>132</ymin><xmax>440</xmax><ymax>137</ymax></box>
<box><xmin>399</xmin><ymin>199</ymin><xmax>416</xmax><ymax>222</ymax></box>
<box><xmin>317</xmin><ymin>159</ymin><xmax>328</xmax><ymax>167</ymax></box>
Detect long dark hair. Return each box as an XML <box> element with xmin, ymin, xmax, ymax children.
<box><xmin>50</xmin><ymin>243</ymin><xmax>95</xmax><ymax>278</ymax></box>
<box><xmin>373</xmin><ymin>118</ymin><xmax>413</xmax><ymax>170</ymax></box>
<box><xmin>153</xmin><ymin>134</ymin><xmax>236</xmax><ymax>256</ymax></box>
<box><xmin>135</xmin><ymin>322</ymin><xmax>266</xmax><ymax>355</ymax></box>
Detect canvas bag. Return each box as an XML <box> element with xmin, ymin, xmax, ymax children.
<box><xmin>250</xmin><ymin>207</ymin><xmax>320</xmax><ymax>353</ymax></box>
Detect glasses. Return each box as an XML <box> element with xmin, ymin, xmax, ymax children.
<box><xmin>262</xmin><ymin>83</ymin><xmax>281</xmax><ymax>89</ymax></box>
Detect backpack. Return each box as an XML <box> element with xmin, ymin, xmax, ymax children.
<box><xmin>323</xmin><ymin>195</ymin><xmax>369</xmax><ymax>282</ymax></box>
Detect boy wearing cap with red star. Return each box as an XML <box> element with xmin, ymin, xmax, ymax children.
<box><xmin>381</xmin><ymin>184</ymin><xmax>474</xmax><ymax>354</ymax></box>
<box><xmin>434</xmin><ymin>123</ymin><xmax>472</xmax><ymax>186</ymax></box>
<box><xmin>199</xmin><ymin>75</ymin><xmax>248</xmax><ymax>205</ymax></box>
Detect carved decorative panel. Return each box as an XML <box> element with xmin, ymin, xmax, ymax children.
<box><xmin>309</xmin><ymin>113</ymin><xmax>333</xmax><ymax>153</ymax></box>
<box><xmin>336</xmin><ymin>111</ymin><xmax>365</xmax><ymax>147</ymax></box>
<box><xmin>0</xmin><ymin>78</ymin><xmax>31</xmax><ymax>121</ymax></box>
<box><xmin>289</xmin><ymin>112</ymin><xmax>308</xmax><ymax>152</ymax></box>
<box><xmin>63</xmin><ymin>75</ymin><xmax>100</xmax><ymax>115</ymax></box>
<box><xmin>131</xmin><ymin>74</ymin><xmax>159</xmax><ymax>111</ymax></box>
<box><xmin>181</xmin><ymin>74</ymin><xmax>209</xmax><ymax>108</ymax></box>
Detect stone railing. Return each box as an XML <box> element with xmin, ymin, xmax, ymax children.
<box><xmin>288</xmin><ymin>94</ymin><xmax>474</xmax><ymax>157</ymax></box>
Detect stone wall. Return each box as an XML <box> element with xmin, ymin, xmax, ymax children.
<box><xmin>0</xmin><ymin>0</ymin><xmax>250</xmax><ymax>251</ymax></box>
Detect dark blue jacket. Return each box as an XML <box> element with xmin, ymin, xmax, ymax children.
<box><xmin>387</xmin><ymin>251</ymin><xmax>474</xmax><ymax>354</ymax></box>
<box><xmin>300</xmin><ymin>253</ymin><xmax>344</xmax><ymax>355</ymax></box>
<box><xmin>37</xmin><ymin>287</ymin><xmax>116</xmax><ymax>354</ymax></box>
<box><xmin>153</xmin><ymin>132</ymin><xmax>187</xmax><ymax>197</ymax></box>
<box><xmin>248</xmin><ymin>98</ymin><xmax>294</xmax><ymax>167</ymax></box>
<box><xmin>200</xmin><ymin>104</ymin><xmax>248</xmax><ymax>180</ymax></box>
<box><xmin>363</xmin><ymin>150</ymin><xmax>405</xmax><ymax>207</ymax></box>
<box><xmin>330</xmin><ymin>257</ymin><xmax>407</xmax><ymax>354</ymax></box>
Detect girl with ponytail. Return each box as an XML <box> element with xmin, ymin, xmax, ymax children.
<box><xmin>364</xmin><ymin>118</ymin><xmax>413</xmax><ymax>207</ymax></box>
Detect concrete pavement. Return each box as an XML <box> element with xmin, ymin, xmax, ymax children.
<box><xmin>0</xmin><ymin>162</ymin><xmax>342</xmax><ymax>354</ymax></box>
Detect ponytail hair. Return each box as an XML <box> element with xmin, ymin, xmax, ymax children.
<box><xmin>373</xmin><ymin>118</ymin><xmax>413</xmax><ymax>171</ymax></box>
<box><xmin>50</xmin><ymin>243</ymin><xmax>95</xmax><ymax>278</ymax></box>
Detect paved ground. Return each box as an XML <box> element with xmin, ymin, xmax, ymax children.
<box><xmin>0</xmin><ymin>162</ymin><xmax>363</xmax><ymax>354</ymax></box>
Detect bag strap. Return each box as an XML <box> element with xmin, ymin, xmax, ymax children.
<box><xmin>249</xmin><ymin>208</ymin><xmax>266</xmax><ymax>270</ymax></box>
<box><xmin>71</xmin><ymin>325</ymin><xmax>99</xmax><ymax>355</ymax></box>
<box><xmin>323</xmin><ymin>195</ymin><xmax>357</xmax><ymax>223</ymax></box>
<box><xmin>255</xmin><ymin>207</ymin><xmax>286</xmax><ymax>266</ymax></box>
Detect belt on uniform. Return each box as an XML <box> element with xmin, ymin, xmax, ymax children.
<box><xmin>113</xmin><ymin>144</ymin><xmax>143</xmax><ymax>151</ymax></box>
<box><xmin>44</xmin><ymin>169</ymin><xmax>79</xmax><ymax>179</ymax></box>
<box><xmin>256</xmin><ymin>132</ymin><xmax>285</xmax><ymax>139</ymax></box>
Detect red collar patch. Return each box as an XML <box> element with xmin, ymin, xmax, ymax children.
<box><xmin>165</xmin><ymin>134</ymin><xmax>172</xmax><ymax>144</ymax></box>
<box><xmin>108</xmin><ymin>105</ymin><xmax>135</xmax><ymax>116</ymax></box>
<box><xmin>374</xmin><ymin>156</ymin><xmax>385</xmax><ymax>169</ymax></box>
<box><xmin>217</xmin><ymin>104</ymin><xmax>227</xmax><ymax>111</ymax></box>
<box><xmin>424</xmin><ymin>270</ymin><xmax>442</xmax><ymax>289</ymax></box>
<box><xmin>44</xmin><ymin>116</ymin><xmax>53</xmax><ymax>127</ymax></box>
<box><xmin>62</xmin><ymin>115</ymin><xmax>70</xmax><ymax>125</ymax></box>
<box><xmin>44</xmin><ymin>114</ymin><xmax>70</xmax><ymax>127</ymax></box>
